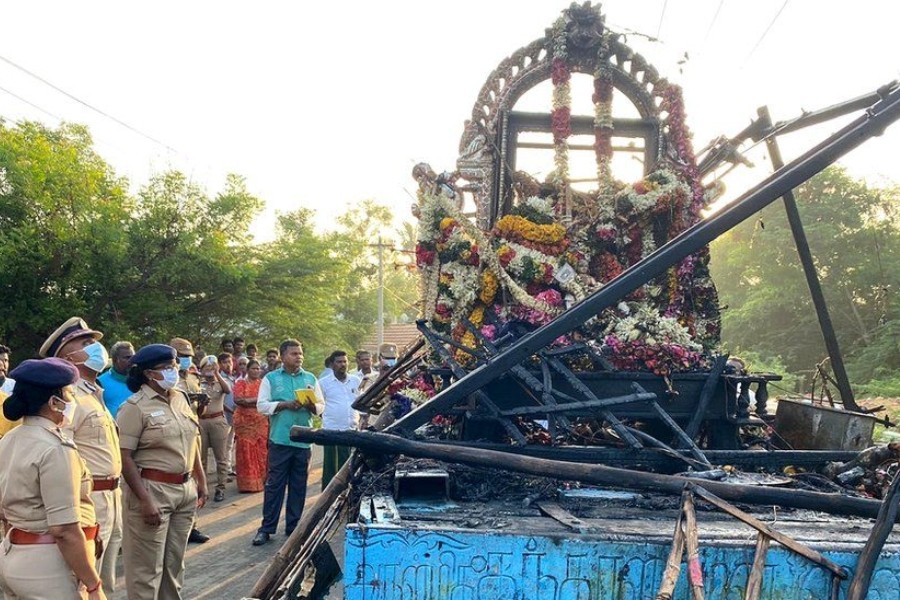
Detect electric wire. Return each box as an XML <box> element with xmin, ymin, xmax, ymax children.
<box><xmin>700</xmin><ymin>0</ymin><xmax>725</xmax><ymax>48</ymax></box>
<box><xmin>0</xmin><ymin>54</ymin><xmax>176</xmax><ymax>152</ymax></box>
<box><xmin>655</xmin><ymin>0</ymin><xmax>668</xmax><ymax>40</ymax></box>
<box><xmin>0</xmin><ymin>84</ymin><xmax>62</xmax><ymax>122</ymax></box>
<box><xmin>743</xmin><ymin>0</ymin><xmax>790</xmax><ymax>65</ymax></box>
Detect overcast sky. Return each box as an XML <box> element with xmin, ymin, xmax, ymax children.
<box><xmin>1</xmin><ymin>1</ymin><xmax>898</xmax><ymax>241</ymax></box>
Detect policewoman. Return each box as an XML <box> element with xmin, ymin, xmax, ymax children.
<box><xmin>117</xmin><ymin>344</ymin><xmax>208</xmax><ymax>600</ymax></box>
<box><xmin>0</xmin><ymin>358</ymin><xmax>106</xmax><ymax>600</ymax></box>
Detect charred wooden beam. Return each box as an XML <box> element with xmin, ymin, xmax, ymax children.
<box><xmin>847</xmin><ymin>472</ymin><xmax>900</xmax><ymax>600</ymax></box>
<box><xmin>291</xmin><ymin>427</ymin><xmax>898</xmax><ymax>521</ymax></box>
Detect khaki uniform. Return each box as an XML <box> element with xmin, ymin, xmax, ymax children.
<box><xmin>199</xmin><ymin>380</ymin><xmax>229</xmax><ymax>493</ymax></box>
<box><xmin>117</xmin><ymin>385</ymin><xmax>200</xmax><ymax>600</ymax></box>
<box><xmin>0</xmin><ymin>416</ymin><xmax>97</xmax><ymax>600</ymax></box>
<box><xmin>64</xmin><ymin>378</ymin><xmax>123</xmax><ymax>591</ymax></box>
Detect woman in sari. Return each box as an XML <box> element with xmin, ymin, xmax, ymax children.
<box><xmin>232</xmin><ymin>359</ymin><xmax>268</xmax><ymax>492</ymax></box>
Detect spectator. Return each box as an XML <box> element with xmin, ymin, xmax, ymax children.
<box><xmin>236</xmin><ymin>355</ymin><xmax>249</xmax><ymax>380</ymax></box>
<box><xmin>264</xmin><ymin>348</ymin><xmax>280</xmax><ymax>374</ymax></box>
<box><xmin>221</xmin><ymin>338</ymin><xmax>234</xmax><ymax>356</ymax></box>
<box><xmin>98</xmin><ymin>341</ymin><xmax>135</xmax><ymax>416</ymax></box>
<box><xmin>193</xmin><ymin>346</ymin><xmax>207</xmax><ymax>368</ymax></box>
<box><xmin>319</xmin><ymin>353</ymin><xmax>334</xmax><ymax>380</ymax></box>
<box><xmin>354</xmin><ymin>349</ymin><xmax>377</xmax><ymax>393</ymax></box>
<box><xmin>217</xmin><ymin>353</ymin><xmax>237</xmax><ymax>478</ymax></box>
<box><xmin>319</xmin><ymin>350</ymin><xmax>362</xmax><ymax>487</ymax></box>
<box><xmin>0</xmin><ymin>344</ymin><xmax>15</xmax><ymax>394</ymax></box>
<box><xmin>233</xmin><ymin>359</ymin><xmax>268</xmax><ymax>492</ymax></box>
<box><xmin>232</xmin><ymin>337</ymin><xmax>247</xmax><ymax>360</ymax></box>
<box><xmin>246</xmin><ymin>344</ymin><xmax>259</xmax><ymax>361</ymax></box>
<box><xmin>252</xmin><ymin>339</ymin><xmax>323</xmax><ymax>546</ymax></box>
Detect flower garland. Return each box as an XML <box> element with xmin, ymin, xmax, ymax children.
<box><xmin>495</xmin><ymin>215</ymin><xmax>567</xmax><ymax>246</ymax></box>
<box><xmin>549</xmin><ymin>16</ymin><xmax>572</xmax><ymax>188</ymax></box>
<box><xmin>593</xmin><ymin>33</ymin><xmax>614</xmax><ymax>186</ymax></box>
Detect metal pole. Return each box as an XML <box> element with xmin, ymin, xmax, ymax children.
<box><xmin>377</xmin><ymin>236</ymin><xmax>384</xmax><ymax>349</ymax></box>
<box><xmin>758</xmin><ymin>105</ymin><xmax>859</xmax><ymax>411</ymax></box>
<box><xmin>387</xmin><ymin>84</ymin><xmax>900</xmax><ymax>434</ymax></box>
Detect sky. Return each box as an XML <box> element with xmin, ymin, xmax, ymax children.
<box><xmin>1</xmin><ymin>1</ymin><xmax>898</xmax><ymax>242</ymax></box>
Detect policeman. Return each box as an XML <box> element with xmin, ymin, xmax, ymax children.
<box><xmin>197</xmin><ymin>356</ymin><xmax>232</xmax><ymax>503</ymax></box>
<box><xmin>0</xmin><ymin>358</ymin><xmax>106</xmax><ymax>600</ymax></box>
<box><xmin>117</xmin><ymin>344</ymin><xmax>207</xmax><ymax>600</ymax></box>
<box><xmin>169</xmin><ymin>337</ymin><xmax>210</xmax><ymax>544</ymax></box>
<box><xmin>39</xmin><ymin>317</ymin><xmax>122</xmax><ymax>592</ymax></box>
<box><xmin>378</xmin><ymin>342</ymin><xmax>399</xmax><ymax>370</ymax></box>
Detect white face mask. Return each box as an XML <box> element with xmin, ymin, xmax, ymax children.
<box><xmin>156</xmin><ymin>368</ymin><xmax>179</xmax><ymax>390</ymax></box>
<box><xmin>81</xmin><ymin>341</ymin><xmax>110</xmax><ymax>373</ymax></box>
<box><xmin>51</xmin><ymin>396</ymin><xmax>77</xmax><ymax>427</ymax></box>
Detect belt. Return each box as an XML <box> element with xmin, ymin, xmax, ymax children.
<box><xmin>141</xmin><ymin>468</ymin><xmax>191</xmax><ymax>484</ymax></box>
<box><xmin>200</xmin><ymin>411</ymin><xmax>225</xmax><ymax>419</ymax></box>
<box><xmin>92</xmin><ymin>477</ymin><xmax>119</xmax><ymax>491</ymax></box>
<box><xmin>9</xmin><ymin>524</ymin><xmax>99</xmax><ymax>545</ymax></box>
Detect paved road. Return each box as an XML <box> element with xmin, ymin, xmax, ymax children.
<box><xmin>110</xmin><ymin>447</ymin><xmax>324</xmax><ymax>600</ymax></box>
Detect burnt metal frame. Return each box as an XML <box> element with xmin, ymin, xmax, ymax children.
<box><xmin>393</xmin><ymin>83</ymin><xmax>900</xmax><ymax>437</ymax></box>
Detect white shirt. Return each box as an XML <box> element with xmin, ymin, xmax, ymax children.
<box><xmin>256</xmin><ymin>372</ymin><xmax>325</xmax><ymax>417</ymax></box>
<box><xmin>319</xmin><ymin>372</ymin><xmax>362</xmax><ymax>430</ymax></box>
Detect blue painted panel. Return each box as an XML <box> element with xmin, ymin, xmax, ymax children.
<box><xmin>343</xmin><ymin>526</ymin><xmax>900</xmax><ymax>599</ymax></box>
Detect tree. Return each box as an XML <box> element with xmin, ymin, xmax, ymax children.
<box><xmin>0</xmin><ymin>121</ymin><xmax>131</xmax><ymax>354</ymax></box>
<box><xmin>710</xmin><ymin>167</ymin><xmax>900</xmax><ymax>390</ymax></box>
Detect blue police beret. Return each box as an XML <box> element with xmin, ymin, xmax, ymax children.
<box><xmin>130</xmin><ymin>344</ymin><xmax>177</xmax><ymax>369</ymax></box>
<box><xmin>9</xmin><ymin>357</ymin><xmax>79</xmax><ymax>389</ymax></box>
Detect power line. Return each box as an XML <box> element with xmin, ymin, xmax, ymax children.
<box><xmin>743</xmin><ymin>0</ymin><xmax>790</xmax><ymax>65</ymax></box>
<box><xmin>655</xmin><ymin>0</ymin><xmax>668</xmax><ymax>39</ymax></box>
<box><xmin>0</xmin><ymin>84</ymin><xmax>62</xmax><ymax>121</ymax></box>
<box><xmin>700</xmin><ymin>0</ymin><xmax>725</xmax><ymax>48</ymax></box>
<box><xmin>0</xmin><ymin>54</ymin><xmax>176</xmax><ymax>153</ymax></box>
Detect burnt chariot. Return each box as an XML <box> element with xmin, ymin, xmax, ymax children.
<box><xmin>250</xmin><ymin>3</ymin><xmax>900</xmax><ymax>599</ymax></box>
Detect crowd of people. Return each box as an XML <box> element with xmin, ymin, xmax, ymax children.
<box><xmin>0</xmin><ymin>318</ymin><xmax>399</xmax><ymax>600</ymax></box>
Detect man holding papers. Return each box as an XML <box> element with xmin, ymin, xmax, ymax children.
<box><xmin>252</xmin><ymin>339</ymin><xmax>324</xmax><ymax>546</ymax></box>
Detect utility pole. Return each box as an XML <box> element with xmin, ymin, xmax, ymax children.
<box><xmin>377</xmin><ymin>236</ymin><xmax>384</xmax><ymax>349</ymax></box>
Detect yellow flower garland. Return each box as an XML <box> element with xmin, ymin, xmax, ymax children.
<box><xmin>479</xmin><ymin>271</ymin><xmax>499</xmax><ymax>304</ymax></box>
<box><xmin>495</xmin><ymin>215</ymin><xmax>566</xmax><ymax>245</ymax></box>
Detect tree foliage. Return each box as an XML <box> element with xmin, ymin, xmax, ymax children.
<box><xmin>710</xmin><ymin>166</ymin><xmax>900</xmax><ymax>392</ymax></box>
<box><xmin>0</xmin><ymin>120</ymin><xmax>418</xmax><ymax>369</ymax></box>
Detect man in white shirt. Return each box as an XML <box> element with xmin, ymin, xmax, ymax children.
<box><xmin>354</xmin><ymin>349</ymin><xmax>377</xmax><ymax>394</ymax></box>
<box><xmin>0</xmin><ymin>345</ymin><xmax>14</xmax><ymax>394</ymax></box>
<box><xmin>318</xmin><ymin>350</ymin><xmax>362</xmax><ymax>487</ymax></box>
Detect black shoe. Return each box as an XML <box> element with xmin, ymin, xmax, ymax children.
<box><xmin>252</xmin><ymin>531</ymin><xmax>271</xmax><ymax>546</ymax></box>
<box><xmin>188</xmin><ymin>528</ymin><xmax>210</xmax><ymax>544</ymax></box>
<box><xmin>214</xmin><ymin>490</ymin><xmax>225</xmax><ymax>502</ymax></box>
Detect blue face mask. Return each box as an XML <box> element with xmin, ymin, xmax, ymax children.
<box><xmin>179</xmin><ymin>356</ymin><xmax>193</xmax><ymax>370</ymax></box>
<box><xmin>384</xmin><ymin>358</ymin><xmax>397</xmax><ymax>368</ymax></box>
<box><xmin>81</xmin><ymin>342</ymin><xmax>110</xmax><ymax>373</ymax></box>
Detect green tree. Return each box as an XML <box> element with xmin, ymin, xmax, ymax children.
<box><xmin>710</xmin><ymin>167</ymin><xmax>900</xmax><ymax>391</ymax></box>
<box><xmin>0</xmin><ymin>120</ymin><xmax>131</xmax><ymax>354</ymax></box>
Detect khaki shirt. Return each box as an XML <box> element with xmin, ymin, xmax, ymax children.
<box><xmin>62</xmin><ymin>378</ymin><xmax>122</xmax><ymax>479</ymax></box>
<box><xmin>117</xmin><ymin>385</ymin><xmax>200</xmax><ymax>474</ymax></box>
<box><xmin>199</xmin><ymin>380</ymin><xmax>226</xmax><ymax>414</ymax></box>
<box><xmin>0</xmin><ymin>416</ymin><xmax>96</xmax><ymax>531</ymax></box>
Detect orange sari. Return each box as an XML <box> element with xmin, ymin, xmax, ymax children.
<box><xmin>233</xmin><ymin>378</ymin><xmax>269</xmax><ymax>492</ymax></box>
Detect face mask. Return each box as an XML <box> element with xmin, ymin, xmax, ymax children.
<box><xmin>179</xmin><ymin>356</ymin><xmax>193</xmax><ymax>370</ymax></box>
<box><xmin>157</xmin><ymin>368</ymin><xmax>179</xmax><ymax>390</ymax></box>
<box><xmin>51</xmin><ymin>396</ymin><xmax>77</xmax><ymax>427</ymax></box>
<box><xmin>384</xmin><ymin>359</ymin><xmax>397</xmax><ymax>368</ymax></box>
<box><xmin>81</xmin><ymin>341</ymin><xmax>110</xmax><ymax>373</ymax></box>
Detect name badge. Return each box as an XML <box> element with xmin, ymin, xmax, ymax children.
<box><xmin>150</xmin><ymin>410</ymin><xmax>165</xmax><ymax>417</ymax></box>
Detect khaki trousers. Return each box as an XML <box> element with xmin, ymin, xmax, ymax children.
<box><xmin>0</xmin><ymin>535</ymin><xmax>94</xmax><ymax>599</ymax></box>
<box><xmin>92</xmin><ymin>487</ymin><xmax>123</xmax><ymax>591</ymax></box>
<box><xmin>123</xmin><ymin>478</ymin><xmax>198</xmax><ymax>600</ymax></box>
<box><xmin>199</xmin><ymin>417</ymin><xmax>229</xmax><ymax>492</ymax></box>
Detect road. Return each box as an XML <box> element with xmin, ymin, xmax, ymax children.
<box><xmin>110</xmin><ymin>447</ymin><xmax>324</xmax><ymax>600</ymax></box>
